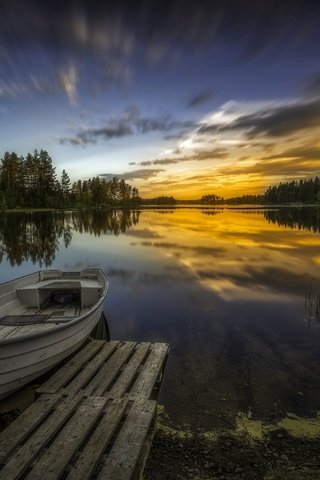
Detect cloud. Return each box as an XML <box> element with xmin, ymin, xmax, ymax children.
<box><xmin>99</xmin><ymin>168</ymin><xmax>164</xmax><ymax>181</ymax></box>
<box><xmin>163</xmin><ymin>134</ymin><xmax>185</xmax><ymax>141</ymax></box>
<box><xmin>134</xmin><ymin>148</ymin><xmax>228</xmax><ymax>167</ymax></box>
<box><xmin>188</xmin><ymin>89</ymin><xmax>216</xmax><ymax>108</ymax></box>
<box><xmin>217</xmin><ymin>157</ymin><xmax>320</xmax><ymax>178</ymax></box>
<box><xmin>146</xmin><ymin>43</ymin><xmax>167</xmax><ymax>64</ymax></box>
<box><xmin>59</xmin><ymin>137</ymin><xmax>86</xmax><ymax>147</ymax></box>
<box><xmin>60</xmin><ymin>123</ymin><xmax>133</xmax><ymax>145</ymax></box>
<box><xmin>0</xmin><ymin>80</ymin><xmax>26</xmax><ymax>97</ymax></box>
<box><xmin>198</xmin><ymin>98</ymin><xmax>320</xmax><ymax>138</ymax></box>
<box><xmin>303</xmin><ymin>73</ymin><xmax>320</xmax><ymax>98</ymax></box>
<box><xmin>60</xmin><ymin>108</ymin><xmax>195</xmax><ymax>145</ymax></box>
<box><xmin>1</xmin><ymin>0</ymin><xmax>318</xmax><ymax>105</ymax></box>
<box><xmin>262</xmin><ymin>144</ymin><xmax>320</xmax><ymax>161</ymax></box>
<box><xmin>103</xmin><ymin>58</ymin><xmax>132</xmax><ymax>85</ymax></box>
<box><xmin>58</xmin><ymin>64</ymin><xmax>78</xmax><ymax>105</ymax></box>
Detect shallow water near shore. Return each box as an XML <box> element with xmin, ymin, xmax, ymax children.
<box><xmin>1</xmin><ymin>207</ymin><xmax>320</xmax><ymax>433</ymax></box>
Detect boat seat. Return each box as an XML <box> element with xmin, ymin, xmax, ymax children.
<box><xmin>0</xmin><ymin>314</ymin><xmax>50</xmax><ymax>325</ymax></box>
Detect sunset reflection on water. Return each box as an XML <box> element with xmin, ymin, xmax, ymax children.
<box><xmin>0</xmin><ymin>207</ymin><xmax>320</xmax><ymax>428</ymax></box>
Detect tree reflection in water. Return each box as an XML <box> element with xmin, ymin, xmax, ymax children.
<box><xmin>1</xmin><ymin>207</ymin><xmax>319</xmax><ymax>268</ymax></box>
<box><xmin>264</xmin><ymin>207</ymin><xmax>320</xmax><ymax>233</ymax></box>
<box><xmin>0</xmin><ymin>209</ymin><xmax>141</xmax><ymax>266</ymax></box>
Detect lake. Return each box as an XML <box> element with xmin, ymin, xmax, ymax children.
<box><xmin>0</xmin><ymin>207</ymin><xmax>320</xmax><ymax>430</ymax></box>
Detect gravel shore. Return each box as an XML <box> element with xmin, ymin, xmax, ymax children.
<box><xmin>144</xmin><ymin>407</ymin><xmax>320</xmax><ymax>480</ymax></box>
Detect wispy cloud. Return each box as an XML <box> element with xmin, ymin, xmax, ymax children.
<box><xmin>188</xmin><ymin>89</ymin><xmax>216</xmax><ymax>108</ymax></box>
<box><xmin>198</xmin><ymin>98</ymin><xmax>320</xmax><ymax>138</ymax></box>
<box><xmin>262</xmin><ymin>143</ymin><xmax>320</xmax><ymax>161</ymax></box>
<box><xmin>60</xmin><ymin>106</ymin><xmax>195</xmax><ymax>146</ymax></box>
<box><xmin>1</xmin><ymin>0</ymin><xmax>318</xmax><ymax>105</ymax></box>
<box><xmin>58</xmin><ymin>64</ymin><xmax>78</xmax><ymax>106</ymax></box>
<box><xmin>99</xmin><ymin>168</ymin><xmax>164</xmax><ymax>181</ymax></box>
<box><xmin>303</xmin><ymin>73</ymin><xmax>320</xmax><ymax>98</ymax></box>
<box><xmin>134</xmin><ymin>148</ymin><xmax>228</xmax><ymax>167</ymax></box>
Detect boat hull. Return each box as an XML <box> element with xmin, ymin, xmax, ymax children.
<box><xmin>0</xmin><ymin>302</ymin><xmax>103</xmax><ymax>399</ymax></box>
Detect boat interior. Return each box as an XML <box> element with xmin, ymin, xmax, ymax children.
<box><xmin>0</xmin><ymin>270</ymin><xmax>106</xmax><ymax>332</ymax></box>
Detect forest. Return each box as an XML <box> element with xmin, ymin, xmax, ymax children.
<box><xmin>263</xmin><ymin>178</ymin><xmax>320</xmax><ymax>204</ymax></box>
<box><xmin>1</xmin><ymin>150</ymin><xmax>320</xmax><ymax>209</ymax></box>
<box><xmin>0</xmin><ymin>150</ymin><xmax>141</xmax><ymax>209</ymax></box>
<box><xmin>200</xmin><ymin>179</ymin><xmax>320</xmax><ymax>205</ymax></box>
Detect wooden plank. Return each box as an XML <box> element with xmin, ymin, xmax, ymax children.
<box><xmin>4</xmin><ymin>324</ymin><xmax>54</xmax><ymax>339</ymax></box>
<box><xmin>37</xmin><ymin>340</ymin><xmax>107</xmax><ymax>394</ymax></box>
<box><xmin>129</xmin><ymin>343</ymin><xmax>169</xmax><ymax>400</ymax></box>
<box><xmin>25</xmin><ymin>396</ymin><xmax>107</xmax><ymax>480</ymax></box>
<box><xmin>1</xmin><ymin>395</ymin><xmax>82</xmax><ymax>480</ymax></box>
<box><xmin>0</xmin><ymin>315</ymin><xmax>49</xmax><ymax>326</ymax></box>
<box><xmin>109</xmin><ymin>343</ymin><xmax>151</xmax><ymax>398</ymax></box>
<box><xmin>39</xmin><ymin>281</ymin><xmax>81</xmax><ymax>289</ymax></box>
<box><xmin>0</xmin><ymin>394</ymin><xmax>60</xmax><ymax>463</ymax></box>
<box><xmin>62</xmin><ymin>342</ymin><xmax>119</xmax><ymax>395</ymax></box>
<box><xmin>84</xmin><ymin>342</ymin><xmax>135</xmax><ymax>397</ymax></box>
<box><xmin>97</xmin><ymin>400</ymin><xmax>157</xmax><ymax>480</ymax></box>
<box><xmin>67</xmin><ymin>399</ymin><xmax>128</xmax><ymax>480</ymax></box>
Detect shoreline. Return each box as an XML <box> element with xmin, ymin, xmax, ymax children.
<box><xmin>1</xmin><ymin>203</ymin><xmax>320</xmax><ymax>214</ymax></box>
<box><xmin>1</xmin><ymin>393</ymin><xmax>320</xmax><ymax>480</ymax></box>
<box><xmin>144</xmin><ymin>406</ymin><xmax>320</xmax><ymax>480</ymax></box>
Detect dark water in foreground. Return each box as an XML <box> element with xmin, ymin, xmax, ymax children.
<box><xmin>0</xmin><ymin>207</ymin><xmax>320</xmax><ymax>429</ymax></box>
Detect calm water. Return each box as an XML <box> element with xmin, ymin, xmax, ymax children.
<box><xmin>1</xmin><ymin>207</ymin><xmax>320</xmax><ymax>429</ymax></box>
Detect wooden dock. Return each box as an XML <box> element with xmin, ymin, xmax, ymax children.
<box><xmin>0</xmin><ymin>339</ymin><xmax>169</xmax><ymax>480</ymax></box>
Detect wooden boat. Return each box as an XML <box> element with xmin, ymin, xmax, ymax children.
<box><xmin>0</xmin><ymin>269</ymin><xmax>108</xmax><ymax>399</ymax></box>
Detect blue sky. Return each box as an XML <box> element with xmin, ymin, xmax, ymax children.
<box><xmin>1</xmin><ymin>0</ymin><xmax>320</xmax><ymax>198</ymax></box>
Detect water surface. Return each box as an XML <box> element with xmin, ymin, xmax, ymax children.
<box><xmin>1</xmin><ymin>207</ymin><xmax>320</xmax><ymax>429</ymax></box>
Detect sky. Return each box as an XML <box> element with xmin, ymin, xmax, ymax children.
<box><xmin>0</xmin><ymin>0</ymin><xmax>320</xmax><ymax>199</ymax></box>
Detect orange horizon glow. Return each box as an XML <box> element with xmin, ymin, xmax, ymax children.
<box><xmin>126</xmin><ymin>103</ymin><xmax>320</xmax><ymax>200</ymax></box>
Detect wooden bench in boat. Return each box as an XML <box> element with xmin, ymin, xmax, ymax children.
<box><xmin>16</xmin><ymin>278</ymin><xmax>102</xmax><ymax>310</ymax></box>
<box><xmin>0</xmin><ymin>339</ymin><xmax>169</xmax><ymax>480</ymax></box>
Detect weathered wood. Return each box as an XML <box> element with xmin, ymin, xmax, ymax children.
<box><xmin>25</xmin><ymin>396</ymin><xmax>107</xmax><ymax>480</ymax></box>
<box><xmin>67</xmin><ymin>398</ymin><xmax>128</xmax><ymax>480</ymax></box>
<box><xmin>4</xmin><ymin>323</ymin><xmax>54</xmax><ymax>339</ymax></box>
<box><xmin>0</xmin><ymin>395</ymin><xmax>82</xmax><ymax>480</ymax></box>
<box><xmin>97</xmin><ymin>400</ymin><xmax>157</xmax><ymax>480</ymax></box>
<box><xmin>0</xmin><ymin>315</ymin><xmax>49</xmax><ymax>326</ymax></box>
<box><xmin>0</xmin><ymin>340</ymin><xmax>169</xmax><ymax>480</ymax></box>
<box><xmin>133</xmin><ymin>417</ymin><xmax>157</xmax><ymax>480</ymax></box>
<box><xmin>0</xmin><ymin>394</ymin><xmax>60</xmax><ymax>463</ymax></box>
<box><xmin>109</xmin><ymin>343</ymin><xmax>151</xmax><ymax>398</ymax></box>
<box><xmin>61</xmin><ymin>341</ymin><xmax>119</xmax><ymax>395</ymax></box>
<box><xmin>84</xmin><ymin>342</ymin><xmax>135</xmax><ymax>396</ymax></box>
<box><xmin>37</xmin><ymin>340</ymin><xmax>105</xmax><ymax>394</ymax></box>
<box><xmin>129</xmin><ymin>343</ymin><xmax>169</xmax><ymax>400</ymax></box>
<box><xmin>39</xmin><ymin>281</ymin><xmax>81</xmax><ymax>290</ymax></box>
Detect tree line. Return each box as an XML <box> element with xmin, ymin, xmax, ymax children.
<box><xmin>1</xmin><ymin>149</ymin><xmax>320</xmax><ymax>208</ymax></box>
<box><xmin>149</xmin><ymin>178</ymin><xmax>320</xmax><ymax>205</ymax></box>
<box><xmin>0</xmin><ymin>150</ymin><xmax>141</xmax><ymax>209</ymax></box>
<box><xmin>264</xmin><ymin>177</ymin><xmax>320</xmax><ymax>204</ymax></box>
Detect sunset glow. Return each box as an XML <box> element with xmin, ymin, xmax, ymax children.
<box><xmin>1</xmin><ymin>1</ymin><xmax>320</xmax><ymax>198</ymax></box>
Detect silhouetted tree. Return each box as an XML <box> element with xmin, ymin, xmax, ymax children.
<box><xmin>264</xmin><ymin>177</ymin><xmax>320</xmax><ymax>205</ymax></box>
<box><xmin>0</xmin><ymin>150</ymin><xmax>141</xmax><ymax>209</ymax></box>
